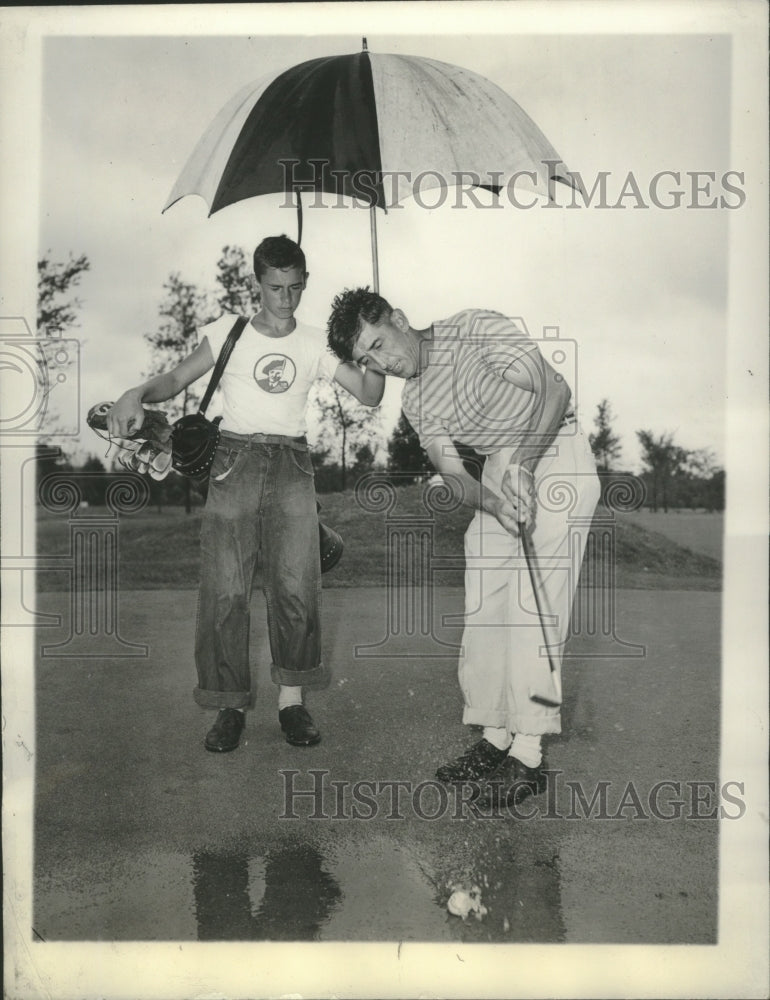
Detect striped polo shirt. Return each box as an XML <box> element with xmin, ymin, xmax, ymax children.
<box><xmin>401</xmin><ymin>309</ymin><xmax>566</xmax><ymax>455</ymax></box>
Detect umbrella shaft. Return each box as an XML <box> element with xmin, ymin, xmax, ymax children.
<box><xmin>369</xmin><ymin>205</ymin><xmax>380</xmax><ymax>293</ymax></box>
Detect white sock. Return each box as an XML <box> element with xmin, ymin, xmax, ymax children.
<box><xmin>278</xmin><ymin>685</ymin><xmax>303</xmax><ymax>711</ymax></box>
<box><xmin>483</xmin><ymin>726</ymin><xmax>512</xmax><ymax>751</ymax></box>
<box><xmin>510</xmin><ymin>734</ymin><xmax>542</xmax><ymax>768</ymax></box>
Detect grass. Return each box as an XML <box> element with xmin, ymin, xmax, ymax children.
<box><xmin>36</xmin><ymin>486</ymin><xmax>722</xmax><ymax>592</ymax></box>
<box><xmin>621</xmin><ymin>510</ymin><xmax>724</xmax><ymax>562</ymax></box>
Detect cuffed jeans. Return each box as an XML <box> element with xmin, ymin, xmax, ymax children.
<box><xmin>193</xmin><ymin>431</ymin><xmax>324</xmax><ymax>710</ymax></box>
<box><xmin>459</xmin><ymin>425</ymin><xmax>601</xmax><ymax>736</ymax></box>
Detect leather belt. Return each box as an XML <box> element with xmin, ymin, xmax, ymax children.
<box><xmin>221</xmin><ymin>430</ymin><xmax>308</xmax><ymax>450</ymax></box>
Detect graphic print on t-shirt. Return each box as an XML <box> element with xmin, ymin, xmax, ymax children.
<box><xmin>254</xmin><ymin>354</ymin><xmax>296</xmax><ymax>394</ymax></box>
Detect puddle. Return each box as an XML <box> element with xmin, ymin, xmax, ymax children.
<box><xmin>193</xmin><ymin>843</ymin><xmax>342</xmax><ymax>940</ymax></box>
<box><xmin>318</xmin><ymin>835</ymin><xmax>453</xmax><ymax>941</ymax></box>
<box><xmin>35</xmin><ymin>821</ymin><xmax>569</xmax><ymax>943</ymax></box>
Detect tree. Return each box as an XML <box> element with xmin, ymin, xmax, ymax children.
<box><xmin>36</xmin><ymin>252</ymin><xmax>91</xmax><ymax>446</ymax></box>
<box><xmin>144</xmin><ymin>273</ymin><xmax>212</xmax><ymax>513</ymax></box>
<box><xmin>145</xmin><ymin>273</ymin><xmax>210</xmax><ymax>415</ymax></box>
<box><xmin>34</xmin><ymin>441</ymin><xmax>73</xmax><ymax>503</ymax></box>
<box><xmin>636</xmin><ymin>429</ymin><xmax>689</xmax><ymax>513</ymax></box>
<box><xmin>78</xmin><ymin>455</ymin><xmax>111</xmax><ymax>506</ymax></box>
<box><xmin>684</xmin><ymin>447</ymin><xmax>719</xmax><ymax>480</ymax></box>
<box><xmin>351</xmin><ymin>442</ymin><xmax>376</xmax><ymax>476</ymax></box>
<box><xmin>674</xmin><ymin>448</ymin><xmax>724</xmax><ymax>512</ymax></box>
<box><xmin>308</xmin><ymin>380</ymin><xmax>381</xmax><ymax>491</ymax></box>
<box><xmin>589</xmin><ymin>398</ymin><xmax>622</xmax><ymax>472</ymax></box>
<box><xmin>310</xmin><ymin>446</ymin><xmax>342</xmax><ymax>494</ymax></box>
<box><xmin>37</xmin><ymin>252</ymin><xmax>91</xmax><ymax>333</ymax></box>
<box><xmin>702</xmin><ymin>468</ymin><xmax>725</xmax><ymax>513</ymax></box>
<box><xmin>387</xmin><ymin>412</ymin><xmax>433</xmax><ymax>481</ymax></box>
<box><xmin>214</xmin><ymin>245</ymin><xmax>261</xmax><ymax>316</ymax></box>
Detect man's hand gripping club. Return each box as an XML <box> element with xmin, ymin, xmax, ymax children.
<box><xmin>496</xmin><ymin>463</ymin><xmax>536</xmax><ymax>535</ymax></box>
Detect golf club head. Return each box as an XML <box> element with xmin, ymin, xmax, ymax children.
<box><xmin>528</xmin><ymin>688</ymin><xmax>562</xmax><ymax>709</ymax></box>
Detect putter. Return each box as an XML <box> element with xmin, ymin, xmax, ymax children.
<box><xmin>520</xmin><ymin>527</ymin><xmax>562</xmax><ymax>708</ymax></box>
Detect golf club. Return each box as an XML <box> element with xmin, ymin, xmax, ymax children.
<box><xmin>520</xmin><ymin>527</ymin><xmax>563</xmax><ymax>708</ymax></box>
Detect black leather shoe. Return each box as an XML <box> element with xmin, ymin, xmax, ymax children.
<box><xmin>279</xmin><ymin>705</ymin><xmax>321</xmax><ymax>746</ymax></box>
<box><xmin>204</xmin><ymin>708</ymin><xmax>245</xmax><ymax>753</ymax></box>
<box><xmin>474</xmin><ymin>755</ymin><xmax>547</xmax><ymax>811</ymax></box>
<box><xmin>436</xmin><ymin>738</ymin><xmax>511</xmax><ymax>783</ymax></box>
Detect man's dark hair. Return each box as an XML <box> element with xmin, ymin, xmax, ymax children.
<box><xmin>253</xmin><ymin>235</ymin><xmax>306</xmax><ymax>280</ymax></box>
<box><xmin>327</xmin><ymin>287</ymin><xmax>393</xmax><ymax>361</ymax></box>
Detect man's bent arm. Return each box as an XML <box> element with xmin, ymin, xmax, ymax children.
<box><xmin>333</xmin><ymin>361</ymin><xmax>386</xmax><ymax>406</ymax></box>
<box><xmin>108</xmin><ymin>339</ymin><xmax>215</xmax><ymax>437</ymax></box>
<box><xmin>502</xmin><ymin>351</ymin><xmax>572</xmax><ymax>474</ymax></box>
<box><xmin>426</xmin><ymin>435</ymin><xmax>513</xmax><ymax>525</ymax></box>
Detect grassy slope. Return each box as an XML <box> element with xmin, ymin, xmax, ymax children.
<box><xmin>621</xmin><ymin>510</ymin><xmax>724</xmax><ymax>562</ymax></box>
<box><xmin>36</xmin><ymin>487</ymin><xmax>722</xmax><ymax>592</ymax></box>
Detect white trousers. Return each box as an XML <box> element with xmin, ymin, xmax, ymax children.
<box><xmin>459</xmin><ymin>425</ymin><xmax>600</xmax><ymax>736</ymax></box>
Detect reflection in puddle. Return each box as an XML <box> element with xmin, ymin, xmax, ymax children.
<box><xmin>193</xmin><ymin>843</ymin><xmax>341</xmax><ymax>941</ymax></box>
<box><xmin>35</xmin><ymin>830</ymin><xmax>565</xmax><ymax>942</ymax></box>
<box><xmin>191</xmin><ymin>834</ymin><xmax>565</xmax><ymax>943</ymax></box>
<box><xmin>188</xmin><ymin>836</ymin><xmax>452</xmax><ymax>942</ymax></box>
<box><xmin>443</xmin><ymin>846</ymin><xmax>567</xmax><ymax>943</ymax></box>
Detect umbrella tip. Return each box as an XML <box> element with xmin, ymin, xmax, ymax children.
<box><xmin>362</xmin><ymin>37</ymin><xmax>368</xmax><ymax>51</ymax></box>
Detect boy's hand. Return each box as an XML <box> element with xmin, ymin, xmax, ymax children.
<box><xmin>107</xmin><ymin>392</ymin><xmax>146</xmax><ymax>439</ymax></box>
<box><xmin>500</xmin><ymin>463</ymin><xmax>536</xmax><ymax>533</ymax></box>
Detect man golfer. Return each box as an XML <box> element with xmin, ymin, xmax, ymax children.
<box><xmin>108</xmin><ymin>237</ymin><xmax>384</xmax><ymax>753</ymax></box>
<box><xmin>327</xmin><ymin>289</ymin><xmax>600</xmax><ymax>809</ymax></box>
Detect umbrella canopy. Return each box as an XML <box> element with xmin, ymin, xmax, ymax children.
<box><xmin>163</xmin><ymin>43</ymin><xmax>578</xmax><ymax>285</ymax></box>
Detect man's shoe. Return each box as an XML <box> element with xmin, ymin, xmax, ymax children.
<box><xmin>436</xmin><ymin>738</ymin><xmax>510</xmax><ymax>783</ymax></box>
<box><xmin>204</xmin><ymin>708</ymin><xmax>245</xmax><ymax>753</ymax></box>
<box><xmin>474</xmin><ymin>755</ymin><xmax>548</xmax><ymax>811</ymax></box>
<box><xmin>279</xmin><ymin>705</ymin><xmax>321</xmax><ymax>746</ymax></box>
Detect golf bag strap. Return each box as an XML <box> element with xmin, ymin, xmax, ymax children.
<box><xmin>198</xmin><ymin>315</ymin><xmax>249</xmax><ymax>415</ymax></box>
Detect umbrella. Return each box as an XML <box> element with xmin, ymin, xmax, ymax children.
<box><xmin>163</xmin><ymin>40</ymin><xmax>578</xmax><ymax>290</ymax></box>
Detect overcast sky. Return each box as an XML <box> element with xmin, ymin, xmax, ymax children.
<box><xmin>36</xmin><ymin>28</ymin><xmax>735</xmax><ymax>470</ymax></box>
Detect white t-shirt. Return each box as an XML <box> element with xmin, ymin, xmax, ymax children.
<box><xmin>200</xmin><ymin>313</ymin><xmax>340</xmax><ymax>436</ymax></box>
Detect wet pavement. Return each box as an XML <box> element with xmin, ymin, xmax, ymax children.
<box><xmin>33</xmin><ymin>587</ymin><xmax>720</xmax><ymax>944</ymax></box>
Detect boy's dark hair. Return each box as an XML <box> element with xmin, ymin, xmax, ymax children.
<box><xmin>327</xmin><ymin>287</ymin><xmax>393</xmax><ymax>361</ymax></box>
<box><xmin>253</xmin><ymin>235</ymin><xmax>306</xmax><ymax>279</ymax></box>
